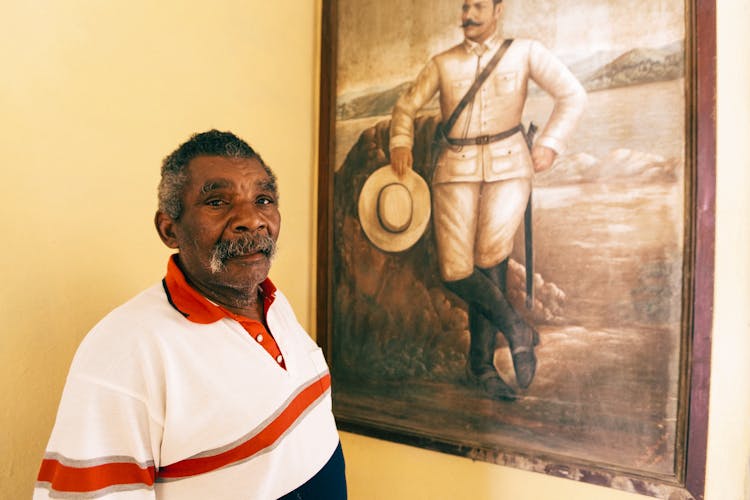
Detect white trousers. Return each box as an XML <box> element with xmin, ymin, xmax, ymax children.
<box><xmin>432</xmin><ymin>177</ymin><xmax>530</xmax><ymax>281</ymax></box>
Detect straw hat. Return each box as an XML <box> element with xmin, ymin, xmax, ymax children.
<box><xmin>357</xmin><ymin>165</ymin><xmax>431</xmax><ymax>252</ymax></box>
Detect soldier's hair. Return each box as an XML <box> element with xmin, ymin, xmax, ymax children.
<box><xmin>493</xmin><ymin>0</ymin><xmax>502</xmax><ymax>5</ymax></box>
<box><xmin>158</xmin><ymin>129</ymin><xmax>277</xmax><ymax>220</ymax></box>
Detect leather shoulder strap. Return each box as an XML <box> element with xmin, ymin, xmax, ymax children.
<box><xmin>442</xmin><ymin>38</ymin><xmax>513</xmax><ymax>137</ymax></box>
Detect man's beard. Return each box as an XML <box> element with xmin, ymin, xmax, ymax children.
<box><xmin>208</xmin><ymin>233</ymin><xmax>277</xmax><ymax>274</ymax></box>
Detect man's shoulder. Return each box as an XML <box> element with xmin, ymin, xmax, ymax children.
<box><xmin>433</xmin><ymin>42</ymin><xmax>470</xmax><ymax>61</ymax></box>
<box><xmin>509</xmin><ymin>37</ymin><xmax>544</xmax><ymax>50</ymax></box>
<box><xmin>508</xmin><ymin>37</ymin><xmax>537</xmax><ymax>45</ymax></box>
<box><xmin>83</xmin><ymin>282</ymin><xmax>178</xmax><ymax>343</ymax></box>
<box><xmin>266</xmin><ymin>288</ymin><xmax>300</xmax><ymax>325</ymax></box>
<box><xmin>506</xmin><ymin>37</ymin><xmax>557</xmax><ymax>59</ymax></box>
<box><xmin>104</xmin><ymin>281</ymin><xmax>172</xmax><ymax>320</ymax></box>
<box><xmin>66</xmin><ymin>282</ymin><xmax>179</xmax><ymax>378</ymax></box>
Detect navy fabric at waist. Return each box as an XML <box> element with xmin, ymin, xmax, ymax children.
<box><xmin>277</xmin><ymin>441</ymin><xmax>347</xmax><ymax>500</ymax></box>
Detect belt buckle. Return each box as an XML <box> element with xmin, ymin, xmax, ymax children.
<box><xmin>476</xmin><ymin>135</ymin><xmax>490</xmax><ymax>145</ymax></box>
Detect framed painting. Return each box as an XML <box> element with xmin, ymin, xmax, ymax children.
<box><xmin>316</xmin><ymin>1</ymin><xmax>715</xmax><ymax>498</ymax></box>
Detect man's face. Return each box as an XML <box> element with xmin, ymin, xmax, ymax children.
<box><xmin>156</xmin><ymin>155</ymin><xmax>281</xmax><ymax>300</ymax></box>
<box><xmin>461</xmin><ymin>0</ymin><xmax>502</xmax><ymax>43</ymax></box>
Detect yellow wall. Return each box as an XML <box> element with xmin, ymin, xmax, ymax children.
<box><xmin>0</xmin><ymin>1</ymin><xmax>318</xmax><ymax>497</ymax></box>
<box><xmin>1</xmin><ymin>1</ymin><xmax>747</xmax><ymax>499</ymax></box>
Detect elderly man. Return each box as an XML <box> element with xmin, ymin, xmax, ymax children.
<box><xmin>35</xmin><ymin>131</ymin><xmax>347</xmax><ymax>499</ymax></box>
<box><xmin>389</xmin><ymin>0</ymin><xmax>586</xmax><ymax>399</ymax></box>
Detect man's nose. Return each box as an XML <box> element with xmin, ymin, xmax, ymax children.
<box><xmin>230</xmin><ymin>200</ymin><xmax>266</xmax><ymax>232</ymax></box>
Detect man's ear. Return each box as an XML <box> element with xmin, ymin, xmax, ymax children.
<box><xmin>155</xmin><ymin>211</ymin><xmax>180</xmax><ymax>249</ymax></box>
<box><xmin>494</xmin><ymin>3</ymin><xmax>504</xmax><ymax>18</ymax></box>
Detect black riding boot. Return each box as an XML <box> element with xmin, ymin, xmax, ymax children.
<box><xmin>445</xmin><ymin>270</ymin><xmax>538</xmax><ymax>389</ymax></box>
<box><xmin>479</xmin><ymin>258</ymin><xmax>508</xmax><ymax>293</ymax></box>
<box><xmin>467</xmin><ymin>304</ymin><xmax>516</xmax><ymax>400</ymax></box>
<box><xmin>479</xmin><ymin>257</ymin><xmax>539</xmax><ymax>350</ymax></box>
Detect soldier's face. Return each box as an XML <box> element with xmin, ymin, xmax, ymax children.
<box><xmin>461</xmin><ymin>0</ymin><xmax>502</xmax><ymax>43</ymax></box>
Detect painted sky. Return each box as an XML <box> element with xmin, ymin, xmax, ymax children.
<box><xmin>335</xmin><ymin>0</ymin><xmax>685</xmax><ymax>95</ymax></box>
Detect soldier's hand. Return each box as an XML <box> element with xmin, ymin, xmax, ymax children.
<box><xmin>531</xmin><ymin>145</ymin><xmax>557</xmax><ymax>172</ymax></box>
<box><xmin>389</xmin><ymin>147</ymin><xmax>413</xmax><ymax>178</ymax></box>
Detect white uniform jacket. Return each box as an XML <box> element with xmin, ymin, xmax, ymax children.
<box><xmin>390</xmin><ymin>36</ymin><xmax>587</xmax><ymax>184</ymax></box>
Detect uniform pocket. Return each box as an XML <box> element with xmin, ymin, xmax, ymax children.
<box><xmin>492</xmin><ymin>71</ymin><xmax>518</xmax><ymax>95</ymax></box>
<box><xmin>451</xmin><ymin>78</ymin><xmax>472</xmax><ymax>102</ymax></box>
<box><xmin>434</xmin><ymin>145</ymin><xmax>481</xmax><ymax>183</ymax></box>
<box><xmin>486</xmin><ymin>136</ymin><xmax>531</xmax><ymax>179</ymax></box>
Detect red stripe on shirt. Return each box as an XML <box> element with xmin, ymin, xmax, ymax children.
<box><xmin>158</xmin><ymin>373</ymin><xmax>331</xmax><ymax>480</ymax></box>
<box><xmin>37</xmin><ymin>459</ymin><xmax>156</xmax><ymax>493</ymax></box>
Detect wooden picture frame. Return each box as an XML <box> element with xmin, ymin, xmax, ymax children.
<box><xmin>317</xmin><ymin>1</ymin><xmax>715</xmax><ymax>498</ymax></box>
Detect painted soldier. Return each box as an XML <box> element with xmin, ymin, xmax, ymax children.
<box><xmin>389</xmin><ymin>0</ymin><xmax>586</xmax><ymax>399</ymax></box>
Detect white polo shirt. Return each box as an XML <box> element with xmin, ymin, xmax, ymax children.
<box><xmin>35</xmin><ymin>256</ymin><xmax>343</xmax><ymax>499</ymax></box>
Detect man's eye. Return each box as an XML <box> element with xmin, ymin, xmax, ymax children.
<box><xmin>257</xmin><ymin>196</ymin><xmax>276</xmax><ymax>205</ymax></box>
<box><xmin>206</xmin><ymin>199</ymin><xmax>226</xmax><ymax>207</ymax></box>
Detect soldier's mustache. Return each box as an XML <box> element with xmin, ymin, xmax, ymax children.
<box><xmin>461</xmin><ymin>19</ymin><xmax>482</xmax><ymax>28</ymax></box>
<box><xmin>208</xmin><ymin>233</ymin><xmax>277</xmax><ymax>273</ymax></box>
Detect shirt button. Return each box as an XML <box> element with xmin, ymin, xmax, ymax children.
<box><xmin>276</xmin><ymin>355</ymin><xmax>284</xmax><ymax>364</ymax></box>
<box><xmin>256</xmin><ymin>334</ymin><xmax>264</xmax><ymax>343</ymax></box>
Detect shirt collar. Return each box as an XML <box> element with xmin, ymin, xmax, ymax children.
<box><xmin>463</xmin><ymin>34</ymin><xmax>501</xmax><ymax>55</ymax></box>
<box><xmin>163</xmin><ymin>254</ymin><xmax>277</xmax><ymax>324</ymax></box>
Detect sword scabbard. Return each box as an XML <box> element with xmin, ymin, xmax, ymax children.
<box><xmin>523</xmin><ymin>123</ymin><xmax>537</xmax><ymax>310</ymax></box>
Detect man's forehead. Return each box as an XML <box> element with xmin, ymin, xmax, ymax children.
<box><xmin>464</xmin><ymin>0</ymin><xmax>493</xmax><ymax>7</ymax></box>
<box><xmin>196</xmin><ymin>177</ymin><xmax>275</xmax><ymax>193</ymax></box>
<box><xmin>187</xmin><ymin>154</ymin><xmax>262</xmax><ymax>171</ymax></box>
<box><xmin>186</xmin><ymin>156</ymin><xmax>275</xmax><ymax>191</ymax></box>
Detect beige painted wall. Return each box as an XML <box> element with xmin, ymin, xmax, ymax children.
<box><xmin>1</xmin><ymin>1</ymin><xmax>748</xmax><ymax>499</ymax></box>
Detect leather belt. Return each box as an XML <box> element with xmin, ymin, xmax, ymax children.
<box><xmin>446</xmin><ymin>124</ymin><xmax>523</xmax><ymax>146</ymax></box>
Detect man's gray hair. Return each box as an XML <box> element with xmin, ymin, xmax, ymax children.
<box><xmin>158</xmin><ymin>130</ymin><xmax>277</xmax><ymax>220</ymax></box>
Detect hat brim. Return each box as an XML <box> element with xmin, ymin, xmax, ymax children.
<box><xmin>358</xmin><ymin>165</ymin><xmax>431</xmax><ymax>253</ymax></box>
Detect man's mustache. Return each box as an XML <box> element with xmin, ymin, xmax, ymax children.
<box><xmin>461</xmin><ymin>19</ymin><xmax>482</xmax><ymax>28</ymax></box>
<box><xmin>209</xmin><ymin>233</ymin><xmax>277</xmax><ymax>273</ymax></box>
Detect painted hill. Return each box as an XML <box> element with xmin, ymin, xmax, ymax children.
<box><xmin>582</xmin><ymin>42</ymin><xmax>684</xmax><ymax>91</ymax></box>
